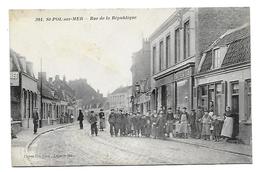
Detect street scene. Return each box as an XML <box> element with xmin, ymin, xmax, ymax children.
<box><xmin>10</xmin><ymin>8</ymin><xmax>252</xmax><ymax>166</ymax></box>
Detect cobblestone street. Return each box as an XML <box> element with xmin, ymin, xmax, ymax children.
<box><xmin>24</xmin><ymin>122</ymin><xmax>252</xmax><ymax>166</ymax></box>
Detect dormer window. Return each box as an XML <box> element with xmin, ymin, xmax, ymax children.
<box><xmin>212</xmin><ymin>46</ymin><xmax>228</xmax><ymax>69</ymax></box>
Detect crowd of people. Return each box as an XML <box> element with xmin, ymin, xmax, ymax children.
<box><xmin>77</xmin><ymin>106</ymin><xmax>239</xmax><ymax>142</ymax></box>
<box><xmin>106</xmin><ymin>106</ymin><xmax>238</xmax><ymax>142</ymax></box>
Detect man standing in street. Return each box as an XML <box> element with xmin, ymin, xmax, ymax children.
<box><xmin>166</xmin><ymin>107</ymin><xmax>174</xmax><ymax>138</ymax></box>
<box><xmin>89</xmin><ymin>111</ymin><xmax>98</xmax><ymax>136</ymax></box>
<box><xmin>108</xmin><ymin>109</ymin><xmax>116</xmax><ymax>137</ymax></box>
<box><xmin>32</xmin><ymin>108</ymin><xmax>39</xmax><ymax>134</ymax></box>
<box><xmin>195</xmin><ymin>107</ymin><xmax>204</xmax><ymax>139</ymax></box>
<box><xmin>77</xmin><ymin>109</ymin><xmax>84</xmax><ymax>129</ymax></box>
<box><xmin>99</xmin><ymin>109</ymin><xmax>105</xmax><ymax>131</ymax></box>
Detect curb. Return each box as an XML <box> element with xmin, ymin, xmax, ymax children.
<box><xmin>168</xmin><ymin>138</ymin><xmax>252</xmax><ymax>157</ymax></box>
<box><xmin>24</xmin><ymin>124</ymin><xmax>74</xmax><ymax>165</ymax></box>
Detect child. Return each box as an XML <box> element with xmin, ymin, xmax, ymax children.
<box><xmin>201</xmin><ymin>111</ymin><xmax>211</xmax><ymax>140</ymax></box>
<box><xmin>212</xmin><ymin>114</ymin><xmax>222</xmax><ymax>142</ymax></box>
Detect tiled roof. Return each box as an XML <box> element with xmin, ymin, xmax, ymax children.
<box><xmin>199</xmin><ymin>25</ymin><xmax>250</xmax><ymax>73</ymax></box>
<box><xmin>221</xmin><ymin>36</ymin><xmax>250</xmax><ymax>67</ymax></box>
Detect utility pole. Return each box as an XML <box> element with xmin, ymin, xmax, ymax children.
<box><xmin>39</xmin><ymin>57</ymin><xmax>43</xmax><ymax>128</ymax></box>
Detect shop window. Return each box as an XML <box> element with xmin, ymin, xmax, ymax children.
<box><xmin>231</xmin><ymin>82</ymin><xmax>239</xmax><ymax>114</ymax></box>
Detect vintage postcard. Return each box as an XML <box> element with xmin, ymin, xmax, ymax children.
<box><xmin>10</xmin><ymin>8</ymin><xmax>252</xmax><ymax>166</ymax></box>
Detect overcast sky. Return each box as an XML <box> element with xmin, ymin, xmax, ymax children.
<box><xmin>10</xmin><ymin>9</ymin><xmax>175</xmax><ymax>96</ymax></box>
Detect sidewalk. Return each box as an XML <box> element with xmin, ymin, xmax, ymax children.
<box><xmin>168</xmin><ymin>137</ymin><xmax>252</xmax><ymax>157</ymax></box>
<box><xmin>11</xmin><ymin>123</ymin><xmax>74</xmax><ymax>166</ymax></box>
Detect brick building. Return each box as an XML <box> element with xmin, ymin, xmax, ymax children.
<box><xmin>149</xmin><ymin>7</ymin><xmax>250</xmax><ymax>113</ymax></box>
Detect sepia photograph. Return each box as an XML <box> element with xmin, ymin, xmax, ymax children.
<box><xmin>9</xmin><ymin>7</ymin><xmax>252</xmax><ymax>166</ymax></box>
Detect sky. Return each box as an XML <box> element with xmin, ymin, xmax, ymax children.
<box><xmin>10</xmin><ymin>9</ymin><xmax>175</xmax><ymax>96</ymax></box>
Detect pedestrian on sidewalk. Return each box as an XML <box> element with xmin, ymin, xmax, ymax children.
<box><xmin>201</xmin><ymin>110</ymin><xmax>211</xmax><ymax>140</ymax></box>
<box><xmin>195</xmin><ymin>106</ymin><xmax>204</xmax><ymax>139</ymax></box>
<box><xmin>108</xmin><ymin>109</ymin><xmax>116</xmax><ymax>137</ymax></box>
<box><xmin>144</xmin><ymin>112</ymin><xmax>151</xmax><ymax>137</ymax></box>
<box><xmin>151</xmin><ymin>110</ymin><xmax>158</xmax><ymax>139</ymax></box>
<box><xmin>156</xmin><ymin>110</ymin><xmax>166</xmax><ymax>139</ymax></box>
<box><xmin>77</xmin><ymin>110</ymin><xmax>84</xmax><ymax>129</ymax></box>
<box><xmin>136</xmin><ymin>112</ymin><xmax>142</xmax><ymax>137</ymax></box>
<box><xmin>212</xmin><ymin>113</ymin><xmax>222</xmax><ymax>142</ymax></box>
<box><xmin>189</xmin><ymin>109</ymin><xmax>197</xmax><ymax>138</ymax></box>
<box><xmin>32</xmin><ymin>108</ymin><xmax>39</xmax><ymax>134</ymax></box>
<box><xmin>89</xmin><ymin>111</ymin><xmax>98</xmax><ymax>136</ymax></box>
<box><xmin>99</xmin><ymin>109</ymin><xmax>105</xmax><ymax>131</ymax></box>
<box><xmin>166</xmin><ymin>107</ymin><xmax>174</xmax><ymax>138</ymax></box>
<box><xmin>221</xmin><ymin>106</ymin><xmax>234</xmax><ymax>141</ymax></box>
<box><xmin>140</xmin><ymin>114</ymin><xmax>146</xmax><ymax>137</ymax></box>
<box><xmin>179</xmin><ymin>107</ymin><xmax>189</xmax><ymax>139</ymax></box>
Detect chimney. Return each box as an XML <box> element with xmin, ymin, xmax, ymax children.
<box><xmin>26</xmin><ymin>61</ymin><xmax>33</xmax><ymax>76</ymax></box>
<box><xmin>55</xmin><ymin>75</ymin><xmax>60</xmax><ymax>81</ymax></box>
<box><xmin>38</xmin><ymin>72</ymin><xmax>46</xmax><ymax>81</ymax></box>
<box><xmin>48</xmin><ymin>77</ymin><xmax>53</xmax><ymax>83</ymax></box>
<box><xmin>19</xmin><ymin>56</ymin><xmax>27</xmax><ymax>72</ymax></box>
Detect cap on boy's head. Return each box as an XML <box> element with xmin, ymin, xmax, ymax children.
<box><xmin>100</xmin><ymin>109</ymin><xmax>103</xmax><ymax>111</ymax></box>
<box><xmin>168</xmin><ymin>107</ymin><xmax>172</xmax><ymax>110</ymax></box>
<box><xmin>191</xmin><ymin>109</ymin><xmax>195</xmax><ymax>111</ymax></box>
<box><xmin>111</xmin><ymin>109</ymin><xmax>114</xmax><ymax>111</ymax></box>
<box><xmin>183</xmin><ymin>107</ymin><xmax>187</xmax><ymax>110</ymax></box>
<box><xmin>90</xmin><ymin>110</ymin><xmax>94</xmax><ymax>113</ymax></box>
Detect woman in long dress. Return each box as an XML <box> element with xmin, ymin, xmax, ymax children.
<box><xmin>221</xmin><ymin>106</ymin><xmax>234</xmax><ymax>140</ymax></box>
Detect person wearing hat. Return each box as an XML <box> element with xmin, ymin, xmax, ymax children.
<box><xmin>155</xmin><ymin>110</ymin><xmax>166</xmax><ymax>139</ymax></box>
<box><xmin>166</xmin><ymin>107</ymin><xmax>174</xmax><ymax>138</ymax></box>
<box><xmin>99</xmin><ymin>109</ymin><xmax>105</xmax><ymax>131</ymax></box>
<box><xmin>179</xmin><ymin>107</ymin><xmax>189</xmax><ymax>139</ymax></box>
<box><xmin>108</xmin><ymin>109</ymin><xmax>116</xmax><ymax>137</ymax></box>
<box><xmin>89</xmin><ymin>111</ymin><xmax>98</xmax><ymax>136</ymax></box>
<box><xmin>195</xmin><ymin>106</ymin><xmax>204</xmax><ymax>139</ymax></box>
<box><xmin>32</xmin><ymin>108</ymin><xmax>39</xmax><ymax>134</ymax></box>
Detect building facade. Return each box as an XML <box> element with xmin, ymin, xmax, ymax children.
<box><xmin>196</xmin><ymin>24</ymin><xmax>251</xmax><ymax>144</ymax></box>
<box><xmin>10</xmin><ymin>50</ymin><xmax>38</xmax><ymax>130</ymax></box>
<box><xmin>130</xmin><ymin>39</ymin><xmax>151</xmax><ymax>114</ymax></box>
<box><xmin>108</xmin><ymin>86</ymin><xmax>132</xmax><ymax>112</ymax></box>
<box><xmin>149</xmin><ymin>7</ymin><xmax>250</xmax><ymax>113</ymax></box>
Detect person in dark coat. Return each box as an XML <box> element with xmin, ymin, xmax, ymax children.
<box><xmin>195</xmin><ymin>107</ymin><xmax>204</xmax><ymax>139</ymax></box>
<box><xmin>89</xmin><ymin>111</ymin><xmax>98</xmax><ymax>136</ymax></box>
<box><xmin>99</xmin><ymin>109</ymin><xmax>105</xmax><ymax>131</ymax></box>
<box><xmin>156</xmin><ymin>111</ymin><xmax>166</xmax><ymax>139</ymax></box>
<box><xmin>189</xmin><ymin>109</ymin><xmax>197</xmax><ymax>138</ymax></box>
<box><xmin>115</xmin><ymin>111</ymin><xmax>122</xmax><ymax>137</ymax></box>
<box><xmin>166</xmin><ymin>107</ymin><xmax>174</xmax><ymax>137</ymax></box>
<box><xmin>108</xmin><ymin>109</ymin><xmax>116</xmax><ymax>137</ymax></box>
<box><xmin>135</xmin><ymin>112</ymin><xmax>142</xmax><ymax>137</ymax></box>
<box><xmin>151</xmin><ymin>110</ymin><xmax>158</xmax><ymax>139</ymax></box>
<box><xmin>131</xmin><ymin>113</ymin><xmax>137</xmax><ymax>136</ymax></box>
<box><xmin>120</xmin><ymin>110</ymin><xmax>127</xmax><ymax>136</ymax></box>
<box><xmin>144</xmin><ymin>113</ymin><xmax>152</xmax><ymax>137</ymax></box>
<box><xmin>77</xmin><ymin>110</ymin><xmax>84</xmax><ymax>129</ymax></box>
<box><xmin>32</xmin><ymin>108</ymin><xmax>39</xmax><ymax>134</ymax></box>
<box><xmin>140</xmin><ymin>114</ymin><xmax>147</xmax><ymax>136</ymax></box>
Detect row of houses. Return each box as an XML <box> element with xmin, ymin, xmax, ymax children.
<box><xmin>10</xmin><ymin>50</ymin><xmax>80</xmax><ymax>133</ymax></box>
<box><xmin>131</xmin><ymin>8</ymin><xmax>251</xmax><ymax>144</ymax></box>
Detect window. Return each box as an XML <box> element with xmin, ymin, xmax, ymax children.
<box><xmin>201</xmin><ymin>85</ymin><xmax>208</xmax><ymax>96</ymax></box>
<box><xmin>184</xmin><ymin>20</ymin><xmax>190</xmax><ymax>59</ymax></box>
<box><xmin>152</xmin><ymin>46</ymin><xmax>156</xmax><ymax>74</ymax></box>
<box><xmin>231</xmin><ymin>82</ymin><xmax>239</xmax><ymax>94</ymax></box>
<box><xmin>159</xmin><ymin>41</ymin><xmax>164</xmax><ymax>71</ymax></box>
<box><xmin>166</xmin><ymin>35</ymin><xmax>171</xmax><ymax>68</ymax></box>
<box><xmin>175</xmin><ymin>28</ymin><xmax>180</xmax><ymax>63</ymax></box>
<box><xmin>216</xmin><ymin>83</ymin><xmax>222</xmax><ymax>94</ymax></box>
<box><xmin>213</xmin><ymin>47</ymin><xmax>228</xmax><ymax>69</ymax></box>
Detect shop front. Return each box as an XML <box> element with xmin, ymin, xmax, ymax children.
<box><xmin>174</xmin><ymin>66</ymin><xmax>194</xmax><ymax>112</ymax></box>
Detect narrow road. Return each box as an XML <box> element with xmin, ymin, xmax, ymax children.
<box><xmin>26</xmin><ymin>122</ymin><xmax>252</xmax><ymax>166</ymax></box>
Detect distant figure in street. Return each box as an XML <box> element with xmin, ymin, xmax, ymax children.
<box><xmin>151</xmin><ymin>110</ymin><xmax>158</xmax><ymax>139</ymax></box>
<box><xmin>144</xmin><ymin>113</ymin><xmax>152</xmax><ymax>137</ymax></box>
<box><xmin>77</xmin><ymin>110</ymin><xmax>84</xmax><ymax>129</ymax></box>
<box><xmin>99</xmin><ymin>109</ymin><xmax>105</xmax><ymax>131</ymax></box>
<box><xmin>108</xmin><ymin>109</ymin><xmax>116</xmax><ymax>137</ymax></box>
<box><xmin>32</xmin><ymin>108</ymin><xmax>39</xmax><ymax>134</ymax></box>
<box><xmin>89</xmin><ymin>111</ymin><xmax>98</xmax><ymax>136</ymax></box>
<box><xmin>179</xmin><ymin>107</ymin><xmax>189</xmax><ymax>139</ymax></box>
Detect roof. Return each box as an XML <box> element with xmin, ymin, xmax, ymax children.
<box><xmin>111</xmin><ymin>86</ymin><xmax>132</xmax><ymax>94</ymax></box>
<box><xmin>199</xmin><ymin>24</ymin><xmax>250</xmax><ymax>73</ymax></box>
